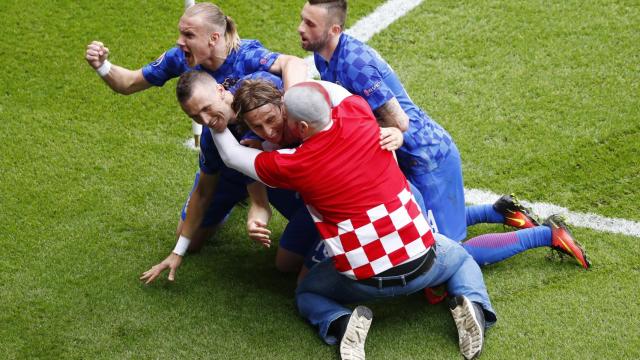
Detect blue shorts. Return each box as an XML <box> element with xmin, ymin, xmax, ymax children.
<box><xmin>402</xmin><ymin>144</ymin><xmax>467</xmax><ymax>242</ymax></box>
<box><xmin>266</xmin><ymin>188</ymin><xmax>318</xmax><ymax>257</ymax></box>
<box><xmin>181</xmin><ymin>172</ymin><xmax>248</xmax><ymax>228</ymax></box>
<box><xmin>181</xmin><ymin>172</ymin><xmax>319</xmax><ymax>257</ymax></box>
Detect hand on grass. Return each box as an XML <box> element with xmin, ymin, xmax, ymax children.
<box><xmin>140</xmin><ymin>253</ymin><xmax>183</xmax><ymax>284</ymax></box>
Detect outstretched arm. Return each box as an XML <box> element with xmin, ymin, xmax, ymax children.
<box><xmin>211</xmin><ymin>128</ymin><xmax>261</xmax><ymax>180</ymax></box>
<box><xmin>85</xmin><ymin>40</ymin><xmax>152</xmax><ymax>95</ymax></box>
<box><xmin>269</xmin><ymin>54</ymin><xmax>308</xmax><ymax>90</ymax></box>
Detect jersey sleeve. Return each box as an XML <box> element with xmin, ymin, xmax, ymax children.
<box><xmin>198</xmin><ymin>128</ymin><xmax>225</xmax><ymax>175</ymax></box>
<box><xmin>230</xmin><ymin>71</ymin><xmax>283</xmax><ymax>94</ymax></box>
<box><xmin>141</xmin><ymin>47</ymin><xmax>190</xmax><ymax>87</ymax></box>
<box><xmin>346</xmin><ymin>64</ymin><xmax>395</xmax><ymax>111</ymax></box>
<box><xmin>200</xmin><ymin>127</ymin><xmax>256</xmax><ymax>184</ymax></box>
<box><xmin>254</xmin><ymin>150</ymin><xmax>296</xmax><ymax>189</ymax></box>
<box><xmin>237</xmin><ymin>41</ymin><xmax>280</xmax><ymax>75</ymax></box>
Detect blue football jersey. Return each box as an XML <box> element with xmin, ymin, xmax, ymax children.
<box><xmin>314</xmin><ymin>34</ymin><xmax>453</xmax><ymax>173</ymax></box>
<box><xmin>142</xmin><ymin>39</ymin><xmax>280</xmax><ymax>90</ymax></box>
<box><xmin>199</xmin><ymin>71</ymin><xmax>283</xmax><ymax>184</ymax></box>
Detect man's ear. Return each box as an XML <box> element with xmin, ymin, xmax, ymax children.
<box><xmin>329</xmin><ymin>24</ymin><xmax>342</xmax><ymax>37</ymax></box>
<box><xmin>299</xmin><ymin>121</ymin><xmax>310</xmax><ymax>136</ymax></box>
<box><xmin>209</xmin><ymin>31</ymin><xmax>221</xmax><ymax>46</ymax></box>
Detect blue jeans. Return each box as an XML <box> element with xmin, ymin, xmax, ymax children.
<box><xmin>295</xmin><ymin>234</ymin><xmax>496</xmax><ymax>345</ymax></box>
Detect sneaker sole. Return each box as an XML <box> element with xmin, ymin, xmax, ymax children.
<box><xmin>450</xmin><ymin>296</ymin><xmax>484</xmax><ymax>360</ymax></box>
<box><xmin>339</xmin><ymin>306</ymin><xmax>373</xmax><ymax>360</ymax></box>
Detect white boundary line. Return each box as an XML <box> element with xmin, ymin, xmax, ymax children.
<box><xmin>466</xmin><ymin>189</ymin><xmax>640</xmax><ymax>238</ymax></box>
<box><xmin>305</xmin><ymin>0</ymin><xmax>424</xmax><ymax>78</ymax></box>
<box><xmin>184</xmin><ymin>0</ymin><xmax>640</xmax><ymax>238</ymax></box>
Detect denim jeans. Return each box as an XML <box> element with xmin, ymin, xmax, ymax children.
<box><xmin>295</xmin><ymin>234</ymin><xmax>497</xmax><ymax>344</ymax></box>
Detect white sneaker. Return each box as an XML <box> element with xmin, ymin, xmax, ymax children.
<box><xmin>339</xmin><ymin>306</ymin><xmax>373</xmax><ymax>360</ymax></box>
<box><xmin>449</xmin><ymin>295</ymin><xmax>485</xmax><ymax>360</ymax></box>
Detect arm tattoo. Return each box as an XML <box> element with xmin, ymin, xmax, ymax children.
<box><xmin>373</xmin><ymin>97</ymin><xmax>409</xmax><ymax>131</ymax></box>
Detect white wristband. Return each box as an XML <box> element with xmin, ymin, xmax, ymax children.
<box><xmin>173</xmin><ymin>235</ymin><xmax>191</xmax><ymax>256</ymax></box>
<box><xmin>96</xmin><ymin>60</ymin><xmax>112</xmax><ymax>77</ymax></box>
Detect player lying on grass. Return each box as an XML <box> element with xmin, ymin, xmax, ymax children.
<box><xmin>294</xmin><ymin>0</ymin><xmax>591</xmax><ymax>274</ymax></box>
<box><xmin>210</xmin><ymin>80</ymin><xmax>496</xmax><ymax>360</ymax></box>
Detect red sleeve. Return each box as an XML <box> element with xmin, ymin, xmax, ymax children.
<box><xmin>254</xmin><ymin>150</ymin><xmax>295</xmax><ymax>189</ymax></box>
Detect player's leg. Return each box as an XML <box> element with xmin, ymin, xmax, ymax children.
<box><xmin>403</xmin><ymin>144</ymin><xmax>467</xmax><ymax>242</ymax></box>
<box><xmin>466</xmin><ymin>194</ymin><xmax>539</xmax><ymax>229</ymax></box>
<box><xmin>177</xmin><ymin>171</ymin><xmax>248</xmax><ymax>252</ymax></box>
<box><xmin>267</xmin><ymin>188</ymin><xmax>320</xmax><ymax>273</ymax></box>
<box><xmin>462</xmin><ymin>226</ymin><xmax>552</xmax><ymax>266</ymax></box>
<box><xmin>462</xmin><ymin>215</ymin><xmax>590</xmax><ymax>269</ymax></box>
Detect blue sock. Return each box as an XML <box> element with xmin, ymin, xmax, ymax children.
<box><xmin>465</xmin><ymin>204</ymin><xmax>505</xmax><ymax>226</ymax></box>
<box><xmin>462</xmin><ymin>226</ymin><xmax>552</xmax><ymax>266</ymax></box>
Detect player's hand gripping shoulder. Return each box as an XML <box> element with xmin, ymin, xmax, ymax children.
<box><xmin>85</xmin><ymin>40</ymin><xmax>109</xmax><ymax>69</ymax></box>
<box><xmin>379</xmin><ymin>126</ymin><xmax>404</xmax><ymax>151</ymax></box>
<box><xmin>140</xmin><ymin>252</ymin><xmax>183</xmax><ymax>284</ymax></box>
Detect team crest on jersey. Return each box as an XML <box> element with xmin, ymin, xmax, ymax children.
<box><xmin>363</xmin><ymin>80</ymin><xmax>382</xmax><ymax>97</ymax></box>
<box><xmin>151</xmin><ymin>52</ymin><xmax>166</xmax><ymax>67</ymax></box>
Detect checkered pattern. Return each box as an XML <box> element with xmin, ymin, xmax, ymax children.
<box><xmin>314</xmin><ymin>33</ymin><xmax>454</xmax><ymax>172</ymax></box>
<box><xmin>142</xmin><ymin>40</ymin><xmax>279</xmax><ymax>90</ymax></box>
<box><xmin>308</xmin><ymin>185</ymin><xmax>435</xmax><ymax>280</ymax></box>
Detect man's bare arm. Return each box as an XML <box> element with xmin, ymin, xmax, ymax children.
<box><xmin>373</xmin><ymin>97</ymin><xmax>409</xmax><ymax>132</ymax></box>
<box><xmin>85</xmin><ymin>40</ymin><xmax>152</xmax><ymax>95</ymax></box>
<box><xmin>269</xmin><ymin>54</ymin><xmax>308</xmax><ymax>90</ymax></box>
<box><xmin>246</xmin><ymin>182</ymin><xmax>272</xmax><ymax>248</ymax></box>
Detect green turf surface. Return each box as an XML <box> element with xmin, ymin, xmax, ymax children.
<box><xmin>1</xmin><ymin>0</ymin><xmax>638</xmax><ymax>359</ymax></box>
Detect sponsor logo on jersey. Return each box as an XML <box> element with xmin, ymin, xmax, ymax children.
<box><xmin>363</xmin><ymin>80</ymin><xmax>382</xmax><ymax>97</ymax></box>
<box><xmin>151</xmin><ymin>52</ymin><xmax>166</xmax><ymax>67</ymax></box>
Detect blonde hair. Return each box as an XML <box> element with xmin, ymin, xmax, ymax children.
<box><xmin>184</xmin><ymin>2</ymin><xmax>241</xmax><ymax>54</ymax></box>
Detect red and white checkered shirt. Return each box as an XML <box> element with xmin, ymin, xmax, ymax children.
<box><xmin>255</xmin><ymin>94</ymin><xmax>434</xmax><ymax>280</ymax></box>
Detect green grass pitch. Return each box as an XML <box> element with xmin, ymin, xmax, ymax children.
<box><xmin>0</xmin><ymin>0</ymin><xmax>638</xmax><ymax>359</ymax></box>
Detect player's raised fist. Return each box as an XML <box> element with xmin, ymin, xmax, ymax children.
<box><xmin>85</xmin><ymin>41</ymin><xmax>110</xmax><ymax>69</ymax></box>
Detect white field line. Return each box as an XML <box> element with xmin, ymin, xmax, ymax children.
<box><xmin>305</xmin><ymin>0</ymin><xmax>425</xmax><ymax>78</ymax></box>
<box><xmin>465</xmin><ymin>188</ymin><xmax>640</xmax><ymax>238</ymax></box>
<box><xmin>183</xmin><ymin>0</ymin><xmax>640</xmax><ymax>238</ymax></box>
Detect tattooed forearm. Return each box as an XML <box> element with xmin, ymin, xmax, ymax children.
<box><xmin>373</xmin><ymin>97</ymin><xmax>409</xmax><ymax>131</ymax></box>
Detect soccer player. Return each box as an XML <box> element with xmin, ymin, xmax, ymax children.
<box><xmin>295</xmin><ymin>0</ymin><xmax>590</xmax><ymax>269</ymax></box>
<box><xmin>140</xmin><ymin>71</ymin><xmax>318</xmax><ymax>284</ymax></box>
<box><xmin>207</xmin><ymin>80</ymin><xmax>496</xmax><ymax>360</ymax></box>
<box><xmin>85</xmin><ymin>3</ymin><xmax>306</xmax><ymax>147</ymax></box>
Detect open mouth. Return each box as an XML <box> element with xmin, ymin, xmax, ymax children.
<box><xmin>184</xmin><ymin>50</ymin><xmax>195</xmax><ymax>66</ymax></box>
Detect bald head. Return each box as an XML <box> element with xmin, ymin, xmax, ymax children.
<box><xmin>284</xmin><ymin>83</ymin><xmax>332</xmax><ymax>129</ymax></box>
